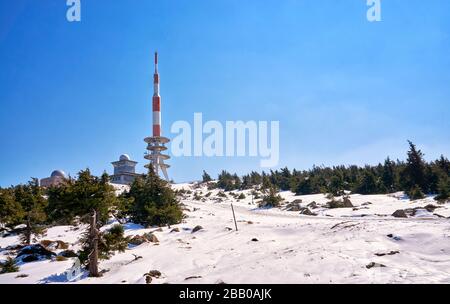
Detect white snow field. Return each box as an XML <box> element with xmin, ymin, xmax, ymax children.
<box><xmin>1</xmin><ymin>183</ymin><xmax>449</xmax><ymax>284</ymax></box>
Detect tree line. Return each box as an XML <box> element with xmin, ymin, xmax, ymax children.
<box><xmin>0</xmin><ymin>165</ymin><xmax>182</xmax><ymax>276</ymax></box>
<box><xmin>205</xmin><ymin>141</ymin><xmax>449</xmax><ymax>201</ymax></box>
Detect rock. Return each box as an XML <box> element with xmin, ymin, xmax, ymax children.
<box><xmin>362</xmin><ymin>202</ymin><xmax>372</xmax><ymax>206</ymax></box>
<box><xmin>375</xmin><ymin>251</ymin><xmax>399</xmax><ymax>257</ymax></box>
<box><xmin>22</xmin><ymin>255</ymin><xmax>40</xmax><ymax>263</ymax></box>
<box><xmin>185</xmin><ymin>276</ymin><xmax>202</xmax><ymax>280</ymax></box>
<box><xmin>170</xmin><ymin>228</ymin><xmax>180</xmax><ymax>233</ymax></box>
<box><xmin>307</xmin><ymin>201</ymin><xmax>318</xmax><ymax>209</ymax></box>
<box><xmin>342</xmin><ymin>197</ymin><xmax>353</xmax><ymax>208</ymax></box>
<box><xmin>16</xmin><ymin>244</ymin><xmax>56</xmax><ymax>263</ymax></box>
<box><xmin>299</xmin><ymin>208</ymin><xmax>317</xmax><ymax>216</ymax></box>
<box><xmin>366</xmin><ymin>262</ymin><xmax>386</xmax><ymax>269</ymax></box>
<box><xmin>40</xmin><ymin>240</ymin><xmax>69</xmax><ymax>250</ymax></box>
<box><xmin>143</xmin><ymin>233</ymin><xmax>159</xmax><ymax>243</ymax></box>
<box><xmin>225</xmin><ymin>227</ymin><xmax>233</xmax><ymax>231</ymax></box>
<box><xmin>129</xmin><ymin>235</ymin><xmax>148</xmax><ymax>246</ymax></box>
<box><xmin>146</xmin><ymin>270</ymin><xmax>162</xmax><ymax>278</ymax></box>
<box><xmin>285</xmin><ymin>199</ymin><xmax>302</xmax><ymax>211</ymax></box>
<box><xmin>251</xmin><ymin>238</ymin><xmax>259</xmax><ymax>242</ymax></box>
<box><xmin>145</xmin><ymin>275</ymin><xmax>152</xmax><ymax>284</ymax></box>
<box><xmin>424</xmin><ymin>204</ymin><xmax>439</xmax><ymax>212</ymax></box>
<box><xmin>247</xmin><ymin>221</ymin><xmax>254</xmax><ymax>224</ymax></box>
<box><xmin>192</xmin><ymin>225</ymin><xmax>203</xmax><ymax>233</ymax></box>
<box><xmin>59</xmin><ymin>250</ymin><xmax>78</xmax><ymax>258</ymax></box>
<box><xmin>392</xmin><ymin>210</ymin><xmax>408</xmax><ymax>218</ymax></box>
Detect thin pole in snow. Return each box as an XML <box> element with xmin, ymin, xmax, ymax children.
<box><xmin>231</xmin><ymin>203</ymin><xmax>238</xmax><ymax>231</ymax></box>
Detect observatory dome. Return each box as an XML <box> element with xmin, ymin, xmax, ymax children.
<box><xmin>119</xmin><ymin>154</ymin><xmax>131</xmax><ymax>161</ymax></box>
<box><xmin>51</xmin><ymin>170</ymin><xmax>66</xmax><ymax>178</ymax></box>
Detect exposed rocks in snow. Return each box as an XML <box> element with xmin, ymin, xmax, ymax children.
<box><xmin>307</xmin><ymin>201</ymin><xmax>318</xmax><ymax>209</ymax></box>
<box><xmin>170</xmin><ymin>228</ymin><xmax>180</xmax><ymax>233</ymax></box>
<box><xmin>375</xmin><ymin>251</ymin><xmax>399</xmax><ymax>257</ymax></box>
<box><xmin>192</xmin><ymin>225</ymin><xmax>204</xmax><ymax>233</ymax></box>
<box><xmin>146</xmin><ymin>270</ymin><xmax>162</xmax><ymax>278</ymax></box>
<box><xmin>387</xmin><ymin>234</ymin><xmax>402</xmax><ymax>241</ymax></box>
<box><xmin>16</xmin><ymin>244</ymin><xmax>56</xmax><ymax>263</ymax></box>
<box><xmin>251</xmin><ymin>238</ymin><xmax>259</xmax><ymax>242</ymax></box>
<box><xmin>361</xmin><ymin>202</ymin><xmax>372</xmax><ymax>206</ymax></box>
<box><xmin>58</xmin><ymin>250</ymin><xmax>78</xmax><ymax>258</ymax></box>
<box><xmin>392</xmin><ymin>210</ymin><xmax>408</xmax><ymax>218</ymax></box>
<box><xmin>145</xmin><ymin>275</ymin><xmax>152</xmax><ymax>284</ymax></box>
<box><xmin>327</xmin><ymin>197</ymin><xmax>353</xmax><ymax>209</ymax></box>
<box><xmin>285</xmin><ymin>200</ymin><xmax>302</xmax><ymax>211</ymax></box>
<box><xmin>299</xmin><ymin>208</ymin><xmax>317</xmax><ymax>216</ymax></box>
<box><xmin>185</xmin><ymin>275</ymin><xmax>202</xmax><ymax>280</ymax></box>
<box><xmin>144</xmin><ymin>233</ymin><xmax>159</xmax><ymax>243</ymax></box>
<box><xmin>366</xmin><ymin>262</ymin><xmax>386</xmax><ymax>269</ymax></box>
<box><xmin>40</xmin><ymin>240</ymin><xmax>69</xmax><ymax>250</ymax></box>
<box><xmin>129</xmin><ymin>233</ymin><xmax>159</xmax><ymax>245</ymax></box>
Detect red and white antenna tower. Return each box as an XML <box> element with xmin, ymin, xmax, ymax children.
<box><xmin>144</xmin><ymin>52</ymin><xmax>170</xmax><ymax>180</ymax></box>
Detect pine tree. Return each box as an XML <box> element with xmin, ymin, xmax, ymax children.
<box><xmin>127</xmin><ymin>166</ymin><xmax>183</xmax><ymax>226</ymax></box>
<box><xmin>407</xmin><ymin>184</ymin><xmax>425</xmax><ymax>200</ymax></box>
<box><xmin>355</xmin><ymin>170</ymin><xmax>378</xmax><ymax>195</ymax></box>
<box><xmin>381</xmin><ymin>157</ymin><xmax>396</xmax><ymax>193</ymax></box>
<box><xmin>14</xmin><ymin>179</ymin><xmax>47</xmax><ymax>245</ymax></box>
<box><xmin>402</xmin><ymin>141</ymin><xmax>427</xmax><ymax>192</ymax></box>
<box><xmin>202</xmin><ymin>170</ymin><xmax>212</xmax><ymax>183</ymax></box>
<box><xmin>0</xmin><ymin>257</ymin><xmax>19</xmax><ymax>274</ymax></box>
<box><xmin>0</xmin><ymin>188</ymin><xmax>24</xmax><ymax>228</ymax></box>
<box><xmin>435</xmin><ymin>176</ymin><xmax>450</xmax><ymax>202</ymax></box>
<box><xmin>259</xmin><ymin>186</ymin><xmax>283</xmax><ymax>208</ymax></box>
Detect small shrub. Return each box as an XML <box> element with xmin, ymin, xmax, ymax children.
<box><xmin>0</xmin><ymin>257</ymin><xmax>19</xmax><ymax>274</ymax></box>
<box><xmin>407</xmin><ymin>185</ymin><xmax>425</xmax><ymax>200</ymax></box>
<box><xmin>238</xmin><ymin>193</ymin><xmax>246</xmax><ymax>200</ymax></box>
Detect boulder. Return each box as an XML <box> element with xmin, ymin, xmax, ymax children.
<box><xmin>299</xmin><ymin>208</ymin><xmax>317</xmax><ymax>216</ymax></box>
<box><xmin>392</xmin><ymin>210</ymin><xmax>408</xmax><ymax>218</ymax></box>
<box><xmin>251</xmin><ymin>238</ymin><xmax>259</xmax><ymax>242</ymax></box>
<box><xmin>192</xmin><ymin>225</ymin><xmax>203</xmax><ymax>233</ymax></box>
<box><xmin>170</xmin><ymin>228</ymin><xmax>180</xmax><ymax>233</ymax></box>
<box><xmin>146</xmin><ymin>270</ymin><xmax>162</xmax><ymax>278</ymax></box>
<box><xmin>40</xmin><ymin>240</ymin><xmax>69</xmax><ymax>250</ymax></box>
<box><xmin>285</xmin><ymin>200</ymin><xmax>302</xmax><ymax>211</ymax></box>
<box><xmin>16</xmin><ymin>244</ymin><xmax>56</xmax><ymax>260</ymax></box>
<box><xmin>366</xmin><ymin>262</ymin><xmax>386</xmax><ymax>269</ymax></box>
<box><xmin>129</xmin><ymin>235</ymin><xmax>148</xmax><ymax>246</ymax></box>
<box><xmin>16</xmin><ymin>244</ymin><xmax>56</xmax><ymax>263</ymax></box>
<box><xmin>424</xmin><ymin>204</ymin><xmax>439</xmax><ymax>212</ymax></box>
<box><xmin>59</xmin><ymin>250</ymin><xmax>78</xmax><ymax>258</ymax></box>
<box><xmin>342</xmin><ymin>197</ymin><xmax>354</xmax><ymax>208</ymax></box>
<box><xmin>145</xmin><ymin>233</ymin><xmax>159</xmax><ymax>243</ymax></box>
<box><xmin>307</xmin><ymin>201</ymin><xmax>318</xmax><ymax>209</ymax></box>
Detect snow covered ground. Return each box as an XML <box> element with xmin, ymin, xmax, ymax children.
<box><xmin>1</xmin><ymin>183</ymin><xmax>449</xmax><ymax>284</ymax></box>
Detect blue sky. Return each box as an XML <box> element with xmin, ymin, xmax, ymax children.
<box><xmin>0</xmin><ymin>0</ymin><xmax>449</xmax><ymax>186</ymax></box>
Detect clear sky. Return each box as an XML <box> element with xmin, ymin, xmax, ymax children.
<box><xmin>0</xmin><ymin>0</ymin><xmax>449</xmax><ymax>186</ymax></box>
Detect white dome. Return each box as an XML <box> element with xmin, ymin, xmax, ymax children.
<box><xmin>51</xmin><ymin>170</ymin><xmax>66</xmax><ymax>178</ymax></box>
<box><xmin>119</xmin><ymin>154</ymin><xmax>131</xmax><ymax>161</ymax></box>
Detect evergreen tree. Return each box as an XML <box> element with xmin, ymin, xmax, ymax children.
<box><xmin>355</xmin><ymin>170</ymin><xmax>378</xmax><ymax>195</ymax></box>
<box><xmin>402</xmin><ymin>141</ymin><xmax>427</xmax><ymax>192</ymax></box>
<box><xmin>259</xmin><ymin>186</ymin><xmax>283</xmax><ymax>208</ymax></box>
<box><xmin>0</xmin><ymin>188</ymin><xmax>24</xmax><ymax>228</ymax></box>
<box><xmin>381</xmin><ymin>157</ymin><xmax>396</xmax><ymax>193</ymax></box>
<box><xmin>127</xmin><ymin>166</ymin><xmax>183</xmax><ymax>226</ymax></box>
<box><xmin>14</xmin><ymin>179</ymin><xmax>47</xmax><ymax>245</ymax></box>
<box><xmin>407</xmin><ymin>184</ymin><xmax>425</xmax><ymax>200</ymax></box>
<box><xmin>0</xmin><ymin>257</ymin><xmax>19</xmax><ymax>274</ymax></box>
<box><xmin>202</xmin><ymin>170</ymin><xmax>212</xmax><ymax>183</ymax></box>
<box><xmin>435</xmin><ymin>176</ymin><xmax>450</xmax><ymax>202</ymax></box>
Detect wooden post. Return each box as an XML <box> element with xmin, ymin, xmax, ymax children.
<box><xmin>88</xmin><ymin>210</ymin><xmax>99</xmax><ymax>277</ymax></box>
<box><xmin>231</xmin><ymin>203</ymin><xmax>238</xmax><ymax>231</ymax></box>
